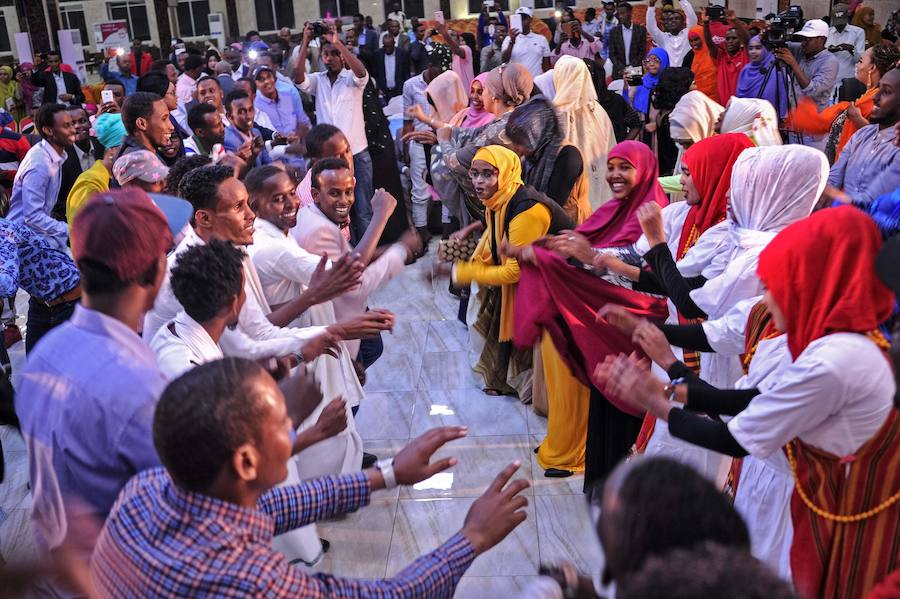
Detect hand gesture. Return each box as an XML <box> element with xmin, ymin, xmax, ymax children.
<box><xmin>302</xmin><ymin>22</ymin><xmax>313</xmax><ymax>45</ymax></box>
<box><xmin>699</xmin><ymin>7</ymin><xmax>709</xmax><ymax>23</ymax></box>
<box><xmin>402</xmin><ymin>130</ymin><xmax>439</xmax><ymax>145</ymax></box>
<box><xmin>632</xmin><ymin>320</ymin><xmax>677</xmax><ymax>370</ymax></box>
<box><xmin>460</xmin><ymin>462</ymin><xmax>530</xmax><ymax>554</ymax></box>
<box><xmin>371</xmin><ymin>188</ymin><xmax>398</xmax><ymax>217</ymax></box>
<box><xmin>392</xmin><ymin>426</ymin><xmax>469</xmax><ymax>485</ymax></box>
<box><xmin>314</xmin><ymin>397</ymin><xmax>348</xmax><ymax>439</ymax></box>
<box><xmin>405</xmin><ymin>104</ymin><xmax>428</xmax><ymax>124</ymax></box>
<box><xmin>328</xmin><ymin>23</ymin><xmax>343</xmax><ymax>48</ymax></box>
<box><xmin>592</xmin><ymin>353</ymin><xmax>661</xmax><ymax>412</ymax></box>
<box><xmin>846</xmin><ymin>101</ymin><xmax>862</xmax><ymax>121</ymax></box>
<box><xmin>509</xmin><ymin>28</ymin><xmax>521</xmax><ymax>41</ymax></box>
<box><xmin>398</xmin><ymin>227</ymin><xmax>424</xmax><ymax>257</ymax></box>
<box><xmin>300</xmin><ymin>329</ymin><xmax>342</xmax><ymax>362</ymax></box>
<box><xmin>726</xmin><ymin>8</ymin><xmax>736</xmax><ymax>21</ymax></box>
<box><xmin>636</xmin><ymin>203</ymin><xmax>665</xmax><ymax>247</ymax></box>
<box><xmin>96</xmin><ymin>102</ymin><xmax>120</xmax><ymax>115</ymax></box>
<box><xmin>333</xmin><ymin>309</ymin><xmax>395</xmax><ymax>340</ymax></box>
<box><xmin>773</xmin><ymin>47</ymin><xmax>797</xmax><ymax>68</ymax></box>
<box><xmin>547</xmin><ymin>230</ymin><xmax>594</xmax><ymax>263</ymax></box>
<box><xmin>279</xmin><ymin>363</ymin><xmax>324</xmax><ymax>427</ymax></box>
<box><xmin>648</xmin><ymin>0</ymin><xmax>658</xmax><ymax>6</ymax></box>
<box><xmin>597</xmin><ymin>304</ymin><xmax>644</xmax><ymax>337</ymax></box>
<box><xmin>235</xmin><ymin>138</ymin><xmax>253</xmax><ymax>163</ymax></box>
<box><xmin>500</xmin><ymin>240</ymin><xmax>536</xmax><ymax>265</ymax></box>
<box><xmin>307</xmin><ymin>253</ymin><xmax>364</xmax><ymax>304</ymax></box>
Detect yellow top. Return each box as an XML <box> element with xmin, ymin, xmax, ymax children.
<box><xmin>66</xmin><ymin>160</ymin><xmax>111</xmax><ymax>234</ymax></box>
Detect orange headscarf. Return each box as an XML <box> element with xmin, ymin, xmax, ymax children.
<box><xmin>688</xmin><ymin>26</ymin><xmax>718</xmax><ymax>100</ymax></box>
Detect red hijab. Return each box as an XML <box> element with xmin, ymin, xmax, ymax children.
<box><xmin>577</xmin><ymin>141</ymin><xmax>669</xmax><ymax>248</ymax></box>
<box><xmin>677</xmin><ymin>133</ymin><xmax>755</xmax><ymax>259</ymax></box>
<box><xmin>757</xmin><ymin>206</ymin><xmax>894</xmax><ymax>360</ymax></box>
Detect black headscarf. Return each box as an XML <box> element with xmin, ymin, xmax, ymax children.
<box><xmin>505</xmin><ymin>97</ymin><xmax>564</xmax><ymax>194</ymax></box>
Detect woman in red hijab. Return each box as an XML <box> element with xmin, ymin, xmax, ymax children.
<box><xmin>509</xmin><ymin>141</ymin><xmax>670</xmax><ymax>489</ymax></box>
<box><xmin>596</xmin><ymin>206</ymin><xmax>898</xmax><ymax>599</ymax></box>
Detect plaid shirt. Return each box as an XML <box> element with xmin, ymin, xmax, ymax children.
<box><xmin>91</xmin><ymin>468</ymin><xmax>476</xmax><ymax>598</ymax></box>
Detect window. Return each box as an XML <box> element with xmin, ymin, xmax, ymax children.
<box><xmin>59</xmin><ymin>4</ymin><xmax>89</xmax><ymax>47</ymax></box>
<box><xmin>178</xmin><ymin>0</ymin><xmax>211</xmax><ymax>38</ymax></box>
<box><xmin>467</xmin><ymin>0</ymin><xmax>508</xmax><ymax>15</ymax></box>
<box><xmin>254</xmin><ymin>0</ymin><xmax>295</xmax><ymax>31</ymax></box>
<box><xmin>108</xmin><ymin>1</ymin><xmax>150</xmax><ymax>41</ymax></box>
<box><xmin>318</xmin><ymin>0</ymin><xmax>359</xmax><ymax>19</ymax></box>
<box><xmin>0</xmin><ymin>12</ymin><xmax>10</xmax><ymax>53</ymax></box>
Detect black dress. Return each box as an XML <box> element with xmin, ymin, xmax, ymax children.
<box><xmin>584</xmin><ymin>386</ymin><xmax>644</xmax><ymax>495</ymax></box>
<box><xmin>361</xmin><ymin>81</ymin><xmax>410</xmax><ymax>245</ymax></box>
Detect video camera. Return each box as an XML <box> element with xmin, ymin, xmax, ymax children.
<box><xmin>762</xmin><ymin>5</ymin><xmax>803</xmax><ymax>50</ymax></box>
<box><xmin>310</xmin><ymin>21</ymin><xmax>329</xmax><ymax>37</ymax></box>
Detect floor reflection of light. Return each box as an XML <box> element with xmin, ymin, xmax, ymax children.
<box><xmin>412</xmin><ymin>472</ymin><xmax>454</xmax><ymax>491</ymax></box>
<box><xmin>429</xmin><ymin>404</ymin><xmax>455</xmax><ymax>416</ymax></box>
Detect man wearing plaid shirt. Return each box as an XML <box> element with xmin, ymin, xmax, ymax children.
<box><xmin>91</xmin><ymin>357</ymin><xmax>530</xmax><ymax>597</ymax></box>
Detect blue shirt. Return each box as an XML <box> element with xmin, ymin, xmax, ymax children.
<box><xmin>99</xmin><ymin>63</ymin><xmax>139</xmax><ymax>95</ymax></box>
<box><xmin>92</xmin><ymin>467</ymin><xmax>477</xmax><ymax>597</ymax></box>
<box><xmin>223</xmin><ymin>125</ymin><xmax>271</xmax><ymax>167</ymax></box>
<box><xmin>17</xmin><ymin>305</ymin><xmax>165</xmax><ymax>555</ymax></box>
<box><xmin>253</xmin><ymin>81</ymin><xmax>310</xmax><ymax>135</ymax></box>
<box><xmin>0</xmin><ymin>218</ymin><xmax>79</xmax><ymax>301</ymax></box>
<box><xmin>828</xmin><ymin>124</ymin><xmax>900</xmax><ymax>206</ymax></box>
<box><xmin>8</xmin><ymin>139</ymin><xmax>68</xmax><ymax>250</ymax></box>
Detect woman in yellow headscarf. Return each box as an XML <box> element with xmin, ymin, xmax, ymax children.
<box><xmin>450</xmin><ymin>145</ymin><xmax>568</xmax><ymax>399</ymax></box>
<box><xmin>0</xmin><ymin>66</ymin><xmax>22</xmax><ymax>121</ymax></box>
<box><xmin>852</xmin><ymin>6</ymin><xmax>882</xmax><ymax>48</ymax></box>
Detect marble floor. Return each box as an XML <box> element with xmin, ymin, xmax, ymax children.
<box><xmin>309</xmin><ymin>245</ymin><xmax>607</xmax><ymax>597</ymax></box>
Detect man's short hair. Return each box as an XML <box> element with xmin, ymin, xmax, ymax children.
<box><xmin>236</xmin><ymin>76</ymin><xmax>257</xmax><ymax>94</ymax></box>
<box><xmin>122</xmin><ymin>92</ymin><xmax>162</xmax><ymax>135</ymax></box>
<box><xmin>166</xmin><ymin>154</ymin><xmax>212</xmax><ymax>196</ymax></box>
<box><xmin>149</xmin><ymin>59</ymin><xmax>171</xmax><ymax>73</ymax></box>
<box><xmin>171</xmin><ymin>239</ymin><xmax>245</xmax><ymax>323</ymax></box>
<box><xmin>305</xmin><ymin>123</ymin><xmax>343</xmax><ymax>159</ymax></box>
<box><xmin>224</xmin><ymin>89</ymin><xmax>251</xmax><ymax>114</ymax></box>
<box><xmin>197</xmin><ymin>74</ymin><xmax>222</xmax><ymax>89</ymax></box>
<box><xmin>618</xmin><ymin>2</ymin><xmax>633</xmax><ymax>10</ymax></box>
<box><xmin>245</xmin><ymin>30</ymin><xmax>260</xmax><ymax>41</ymax></box>
<box><xmin>137</xmin><ymin>72</ymin><xmax>170</xmax><ymax>97</ymax></box>
<box><xmin>617</xmin><ymin>542</ymin><xmax>796</xmax><ymax>599</ymax></box>
<box><xmin>187</xmin><ymin>102</ymin><xmax>218</xmax><ymax>132</ymax></box>
<box><xmin>153</xmin><ymin>357</ymin><xmax>270</xmax><ymax>492</ymax></box>
<box><xmin>310</xmin><ymin>157</ymin><xmax>351</xmax><ymax>189</ymax></box>
<box><xmin>179</xmin><ymin>164</ymin><xmax>235</xmax><ymax>218</ymax></box>
<box><xmin>183</xmin><ymin>54</ymin><xmax>204</xmax><ymax>72</ymax></box>
<box><xmin>35</xmin><ymin>103</ymin><xmax>69</xmax><ymax>140</ymax></box>
<box><xmin>244</xmin><ymin>164</ymin><xmax>287</xmax><ymax>197</ymax></box>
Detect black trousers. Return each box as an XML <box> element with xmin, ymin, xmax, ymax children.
<box><xmin>26</xmin><ymin>297</ymin><xmax>78</xmax><ymax>354</ymax></box>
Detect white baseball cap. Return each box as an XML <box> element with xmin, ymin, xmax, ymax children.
<box><xmin>794</xmin><ymin>19</ymin><xmax>829</xmax><ymax>38</ymax></box>
<box><xmin>515</xmin><ymin>6</ymin><xmax>534</xmax><ymax>17</ymax></box>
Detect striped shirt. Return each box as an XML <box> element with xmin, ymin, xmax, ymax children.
<box><xmin>92</xmin><ymin>468</ymin><xmax>477</xmax><ymax>598</ymax></box>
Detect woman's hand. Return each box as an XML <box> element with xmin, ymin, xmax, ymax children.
<box><xmin>450</xmin><ymin>221</ymin><xmax>484</xmax><ymax>241</ymax></box>
<box><xmin>637</xmin><ymin>203</ymin><xmax>666</xmax><ymax>247</ymax></box>
<box><xmin>593</xmin><ymin>352</ymin><xmax>669</xmax><ymax>418</ymax></box>
<box><xmin>597</xmin><ymin>304</ymin><xmax>644</xmax><ymax>337</ymax></box>
<box><xmin>436</xmin><ymin>125</ymin><xmax>453</xmax><ymax>142</ymax></box>
<box><xmin>500</xmin><ymin>240</ymin><xmax>536</xmax><ymax>264</ymax></box>
<box><xmin>405</xmin><ymin>104</ymin><xmax>428</xmax><ymax>124</ymax></box>
<box><xmin>546</xmin><ymin>230</ymin><xmax>594</xmax><ymax>263</ymax></box>
<box><xmin>632</xmin><ymin>320</ymin><xmax>677</xmax><ymax>371</ymax></box>
<box><xmin>402</xmin><ymin>130</ymin><xmax>438</xmax><ymax>145</ymax></box>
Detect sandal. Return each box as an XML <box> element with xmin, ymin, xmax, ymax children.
<box><xmin>544</xmin><ymin>468</ymin><xmax>574</xmax><ymax>478</ymax></box>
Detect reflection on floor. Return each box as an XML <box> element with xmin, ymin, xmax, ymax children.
<box><xmin>309</xmin><ymin>246</ymin><xmax>605</xmax><ymax>597</ymax></box>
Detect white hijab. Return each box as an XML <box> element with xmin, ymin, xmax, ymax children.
<box><xmin>533</xmin><ymin>70</ymin><xmax>556</xmax><ymax>101</ymax></box>
<box><xmin>551</xmin><ymin>55</ymin><xmax>616</xmax><ymax>209</ymax></box>
<box><xmin>721</xmin><ymin>97</ymin><xmax>782</xmax><ymax>147</ymax></box>
<box><xmin>690</xmin><ymin>145</ymin><xmax>829</xmax><ymax>319</ymax></box>
<box><xmin>669</xmin><ymin>90</ymin><xmax>725</xmax><ymax>143</ymax></box>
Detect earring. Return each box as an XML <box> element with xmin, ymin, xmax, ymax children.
<box><xmin>867</xmin><ymin>70</ymin><xmax>873</xmax><ymax>89</ymax></box>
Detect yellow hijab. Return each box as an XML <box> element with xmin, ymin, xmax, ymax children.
<box><xmin>470</xmin><ymin>145</ymin><xmax>523</xmax><ymax>341</ymax></box>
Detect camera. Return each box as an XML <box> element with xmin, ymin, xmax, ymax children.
<box><xmin>624</xmin><ymin>65</ymin><xmax>643</xmax><ymax>86</ymax></box>
<box><xmin>707</xmin><ymin>5</ymin><xmax>724</xmax><ymax>20</ymax></box>
<box><xmin>762</xmin><ymin>5</ymin><xmax>802</xmax><ymax>50</ymax></box>
<box><xmin>311</xmin><ymin>21</ymin><xmax>328</xmax><ymax>37</ymax></box>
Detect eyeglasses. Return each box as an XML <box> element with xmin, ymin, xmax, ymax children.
<box><xmin>468</xmin><ymin>168</ymin><xmax>498</xmax><ymax>180</ymax></box>
<box><xmin>643</xmin><ymin>56</ymin><xmax>661</xmax><ymax>65</ymax></box>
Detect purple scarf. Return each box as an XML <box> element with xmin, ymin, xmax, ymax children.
<box><xmin>735</xmin><ymin>37</ymin><xmax>788</xmax><ymax>118</ymax></box>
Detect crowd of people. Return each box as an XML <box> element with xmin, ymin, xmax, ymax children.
<box><xmin>0</xmin><ymin>1</ymin><xmax>899</xmax><ymax>597</ymax></box>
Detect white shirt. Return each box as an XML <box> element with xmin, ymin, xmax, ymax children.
<box><xmin>175</xmin><ymin>73</ymin><xmax>197</xmax><ymax>105</ymax></box>
<box><xmin>143</xmin><ymin>227</ymin><xmax>326</xmax><ymax>360</ymax></box>
<box><xmin>384</xmin><ymin>52</ymin><xmax>397</xmax><ymax>89</ymax></box>
<box><xmin>501</xmin><ymin>31</ymin><xmax>551</xmax><ymax>77</ymax></box>
<box><xmin>52</xmin><ymin>72</ymin><xmax>67</xmax><ymax>101</ymax></box>
<box><xmin>622</xmin><ymin>23</ymin><xmax>634</xmax><ymax>60</ymax></box>
<box><xmin>728</xmin><ymin>333</ymin><xmax>895</xmax><ymax>459</ymax></box>
<box><xmin>72</xmin><ymin>143</ymin><xmax>96</xmax><ymax>173</ymax></box>
<box><xmin>826</xmin><ymin>25</ymin><xmax>866</xmax><ymax>85</ymax></box>
<box><xmin>582</xmin><ymin>18</ymin><xmax>602</xmax><ymax>37</ymax></box>
<box><xmin>299</xmin><ymin>70</ymin><xmax>370</xmax><ymax>155</ymax></box>
<box><xmin>149</xmin><ymin>311</ymin><xmax>224</xmax><ymax>380</ymax></box>
<box><xmin>646</xmin><ymin>0</ymin><xmax>698</xmax><ymax>67</ymax></box>
<box><xmin>291</xmin><ymin>203</ymin><xmax>406</xmax><ymax>358</ymax></box>
<box><xmin>248</xmin><ymin>218</ymin><xmax>365</xmax><ymax>407</ymax></box>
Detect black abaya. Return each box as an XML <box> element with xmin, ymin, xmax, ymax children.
<box><xmin>583</xmin><ymin>386</ymin><xmax>644</xmax><ymax>494</ymax></box>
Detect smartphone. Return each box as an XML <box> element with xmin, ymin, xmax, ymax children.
<box><xmin>434</xmin><ymin>11</ymin><xmax>445</xmax><ymax>24</ymax></box>
<box><xmin>101</xmin><ymin>89</ymin><xmax>114</xmax><ymax>104</ymax></box>
<box><xmin>707</xmin><ymin>5</ymin><xmax>724</xmax><ymax>19</ymax></box>
<box><xmin>510</xmin><ymin>13</ymin><xmax>523</xmax><ymax>33</ymax></box>
<box><xmin>485</xmin><ymin>0</ymin><xmax>495</xmax><ymax>7</ymax></box>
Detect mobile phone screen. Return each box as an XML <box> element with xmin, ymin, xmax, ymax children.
<box><xmin>510</xmin><ymin>14</ymin><xmax>523</xmax><ymax>33</ymax></box>
<box><xmin>434</xmin><ymin>11</ymin><xmax>445</xmax><ymax>24</ymax></box>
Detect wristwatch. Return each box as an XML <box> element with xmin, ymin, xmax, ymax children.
<box><xmin>375</xmin><ymin>458</ymin><xmax>398</xmax><ymax>489</ymax></box>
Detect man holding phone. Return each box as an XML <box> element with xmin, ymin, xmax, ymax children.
<box><xmin>502</xmin><ymin>6</ymin><xmax>551</xmax><ymax>77</ymax></box>
<box><xmin>224</xmin><ymin>90</ymin><xmax>270</xmax><ymax>168</ymax></box>
<box><xmin>607</xmin><ymin>2</ymin><xmax>648</xmax><ymax>80</ymax></box>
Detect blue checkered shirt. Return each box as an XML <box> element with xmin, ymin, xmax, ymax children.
<box><xmin>91</xmin><ymin>468</ymin><xmax>476</xmax><ymax>597</ymax></box>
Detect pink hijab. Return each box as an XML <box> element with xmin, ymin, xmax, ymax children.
<box><xmin>461</xmin><ymin>72</ymin><xmax>495</xmax><ymax>129</ymax></box>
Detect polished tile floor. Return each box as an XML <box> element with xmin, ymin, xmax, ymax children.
<box><xmin>310</xmin><ymin>247</ymin><xmax>606</xmax><ymax>597</ymax></box>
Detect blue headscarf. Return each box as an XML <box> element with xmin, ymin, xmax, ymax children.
<box><xmin>735</xmin><ymin>36</ymin><xmax>788</xmax><ymax>119</ymax></box>
<box><xmin>627</xmin><ymin>47</ymin><xmax>670</xmax><ymax>115</ymax></box>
